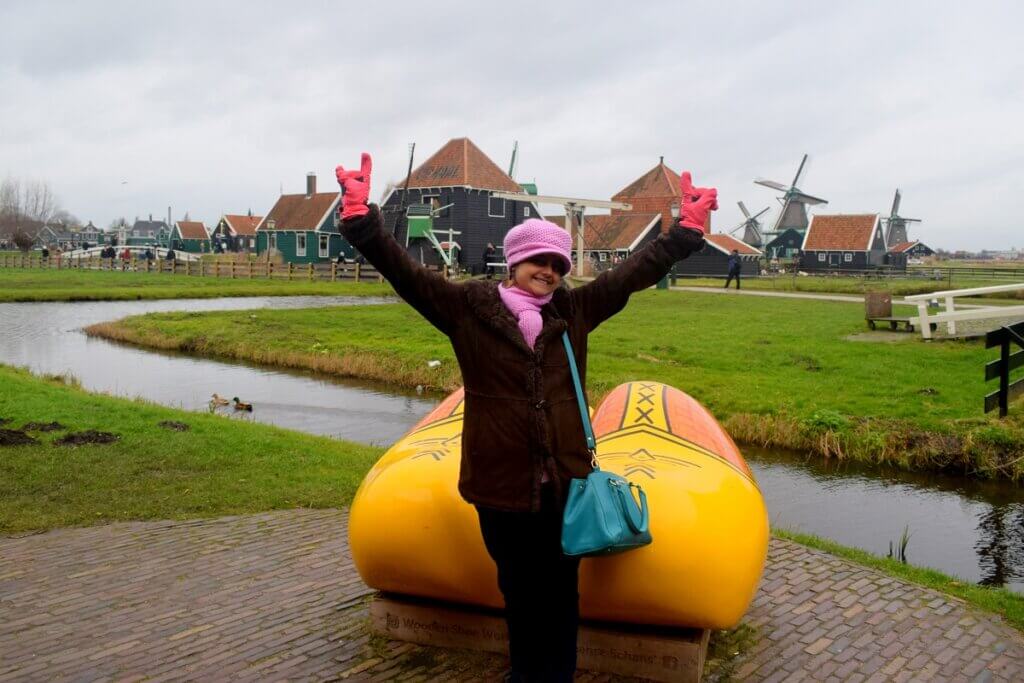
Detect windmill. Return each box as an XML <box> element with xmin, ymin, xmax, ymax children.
<box><xmin>754</xmin><ymin>154</ymin><xmax>828</xmax><ymax>240</ymax></box>
<box><xmin>728</xmin><ymin>201</ymin><xmax>770</xmax><ymax>248</ymax></box>
<box><xmin>882</xmin><ymin>189</ymin><xmax>920</xmax><ymax>247</ymax></box>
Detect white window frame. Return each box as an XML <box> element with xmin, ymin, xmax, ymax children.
<box><xmin>488</xmin><ymin>197</ymin><xmax>506</xmax><ymax>218</ymax></box>
<box><xmin>598</xmin><ymin>252</ymin><xmax>608</xmax><ymax>262</ymax></box>
<box><xmin>296</xmin><ymin>233</ymin><xmax>306</xmax><ymax>257</ymax></box>
<box><xmin>523</xmin><ymin>206</ymin><xmax>530</xmax><ymax>217</ymax></box>
<box><xmin>818</xmin><ymin>253</ymin><xmax>826</xmax><ymax>262</ymax></box>
<box><xmin>844</xmin><ymin>253</ymin><xmax>853</xmax><ymax>263</ymax></box>
<box><xmin>268</xmin><ymin>233</ymin><xmax>277</xmax><ymax>250</ymax></box>
<box><xmin>249</xmin><ymin>238</ymin><xmax>255</xmax><ymax>248</ymax></box>
<box><xmin>319</xmin><ymin>234</ymin><xmax>329</xmax><ymax>258</ymax></box>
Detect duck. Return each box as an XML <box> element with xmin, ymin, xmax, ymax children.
<box><xmin>232</xmin><ymin>397</ymin><xmax>253</xmax><ymax>412</ymax></box>
<box><xmin>210</xmin><ymin>393</ymin><xmax>230</xmax><ymax>407</ymax></box>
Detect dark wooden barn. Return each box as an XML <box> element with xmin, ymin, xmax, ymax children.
<box><xmin>674</xmin><ymin>233</ymin><xmax>762</xmax><ymax>278</ymax></box>
<box><xmin>763</xmin><ymin>228</ymin><xmax>804</xmax><ymax>259</ymax></box>
<box><xmin>212</xmin><ymin>214</ymin><xmax>263</xmax><ymax>253</ymax></box>
<box><xmin>800</xmin><ymin>214</ymin><xmax>889</xmax><ymax>272</ymax></box>
<box><xmin>379</xmin><ymin>138</ymin><xmax>539</xmax><ymax>272</ymax></box>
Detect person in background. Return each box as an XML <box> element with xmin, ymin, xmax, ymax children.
<box><xmin>483</xmin><ymin>242</ymin><xmax>497</xmax><ymax>279</ymax></box>
<box><xmin>335</xmin><ymin>153</ymin><xmax>716</xmax><ymax>682</ymax></box>
<box><xmin>725</xmin><ymin>248</ymin><xmax>742</xmax><ymax>289</ymax></box>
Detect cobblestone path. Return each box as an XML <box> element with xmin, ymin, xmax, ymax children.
<box><xmin>2</xmin><ymin>509</ymin><xmax>1023</xmax><ymax>681</ymax></box>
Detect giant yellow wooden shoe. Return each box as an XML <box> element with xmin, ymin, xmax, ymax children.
<box><xmin>349</xmin><ymin>381</ymin><xmax>769</xmax><ymax>629</ymax></box>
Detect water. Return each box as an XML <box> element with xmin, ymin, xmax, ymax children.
<box><xmin>748</xmin><ymin>447</ymin><xmax>1024</xmax><ymax>591</ymax></box>
<box><xmin>0</xmin><ymin>296</ymin><xmax>437</xmax><ymax>445</ymax></box>
<box><xmin>2</xmin><ymin>296</ymin><xmax>1024</xmax><ymax>591</ymax></box>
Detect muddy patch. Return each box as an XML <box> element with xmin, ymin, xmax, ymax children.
<box><xmin>54</xmin><ymin>430</ymin><xmax>120</xmax><ymax>446</ymax></box>
<box><xmin>158</xmin><ymin>420</ymin><xmax>191</xmax><ymax>432</ymax></box>
<box><xmin>0</xmin><ymin>417</ymin><xmax>11</xmax><ymax>426</ymax></box>
<box><xmin>21</xmin><ymin>421</ymin><xmax>66</xmax><ymax>432</ymax></box>
<box><xmin>0</xmin><ymin>429</ymin><xmax>38</xmax><ymax>446</ymax></box>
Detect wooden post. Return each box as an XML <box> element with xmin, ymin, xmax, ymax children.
<box><xmin>308</xmin><ymin>263</ymin><xmax>314</xmax><ymax>281</ymax></box>
<box><xmin>288</xmin><ymin>262</ymin><xmax>293</xmax><ymax>281</ymax></box>
<box><xmin>268</xmin><ymin>262</ymin><xmax>273</xmax><ymax>280</ymax></box>
<box><xmin>331</xmin><ymin>262</ymin><xmax>337</xmax><ymax>282</ymax></box>
<box><xmin>231</xmin><ymin>262</ymin><xmax>236</xmax><ymax>279</ymax></box>
<box><xmin>944</xmin><ymin>296</ymin><xmax>957</xmax><ymax>336</ymax></box>
<box><xmin>354</xmin><ymin>262</ymin><xmax>361</xmax><ymax>283</ymax></box>
<box><xmin>248</xmin><ymin>262</ymin><xmax>253</xmax><ymax>279</ymax></box>
<box><xmin>1000</xmin><ymin>336</ymin><xmax>1011</xmax><ymax>418</ymax></box>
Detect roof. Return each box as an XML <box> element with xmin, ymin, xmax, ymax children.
<box><xmin>544</xmin><ymin>213</ymin><xmax>661</xmax><ymax>251</ymax></box>
<box><xmin>706</xmin><ymin>233</ymin><xmax>762</xmax><ymax>256</ymax></box>
<box><xmin>175</xmin><ymin>221</ymin><xmax>209</xmax><ymax>240</ymax></box>
<box><xmin>258</xmin><ymin>192</ymin><xmax>339</xmax><ymax>231</ymax></box>
<box><xmin>802</xmin><ymin>214</ymin><xmax>879</xmax><ymax>251</ymax></box>
<box><xmin>406</xmin><ymin>138</ymin><xmax>521</xmax><ymax>192</ymax></box>
<box><xmin>131</xmin><ymin>219</ymin><xmax>168</xmax><ymax>237</ymax></box>
<box><xmin>223</xmin><ymin>214</ymin><xmax>263</xmax><ymax>236</ymax></box>
<box><xmin>612</xmin><ymin>161</ymin><xmax>681</xmax><ymax>201</ymax></box>
<box><xmin>887</xmin><ymin>240</ymin><xmax>919</xmax><ymax>254</ymax></box>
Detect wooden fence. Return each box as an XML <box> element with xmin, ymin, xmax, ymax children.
<box><xmin>0</xmin><ymin>253</ymin><xmax>402</xmax><ymax>283</ymax></box>
<box><xmin>985</xmin><ymin>321</ymin><xmax>1024</xmax><ymax>417</ymax></box>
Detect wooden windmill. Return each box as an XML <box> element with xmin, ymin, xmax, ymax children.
<box><xmin>728</xmin><ymin>201</ymin><xmax>771</xmax><ymax>248</ymax></box>
<box><xmin>882</xmin><ymin>189</ymin><xmax>921</xmax><ymax>247</ymax></box>
<box><xmin>754</xmin><ymin>154</ymin><xmax>828</xmax><ymax>241</ymax></box>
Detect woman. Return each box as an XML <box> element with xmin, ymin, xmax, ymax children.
<box><xmin>336</xmin><ymin>153</ymin><xmax>716</xmax><ymax>682</ymax></box>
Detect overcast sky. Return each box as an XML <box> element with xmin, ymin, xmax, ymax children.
<box><xmin>2</xmin><ymin>1</ymin><xmax>1022</xmax><ymax>250</ymax></box>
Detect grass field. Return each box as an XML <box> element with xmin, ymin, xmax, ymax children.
<box><xmin>674</xmin><ymin>273</ymin><xmax>1024</xmax><ymax>299</ymax></box>
<box><xmin>0</xmin><ymin>365</ymin><xmax>383</xmax><ymax>533</ymax></box>
<box><xmin>0</xmin><ymin>268</ymin><xmax>394</xmax><ymax>301</ymax></box>
<box><xmin>88</xmin><ymin>288</ymin><xmax>1024</xmax><ymax>479</ymax></box>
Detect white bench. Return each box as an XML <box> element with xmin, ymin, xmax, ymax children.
<box><xmin>904</xmin><ymin>283</ymin><xmax>1024</xmax><ymax>339</ymax></box>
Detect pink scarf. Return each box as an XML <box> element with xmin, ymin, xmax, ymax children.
<box><xmin>498</xmin><ymin>284</ymin><xmax>552</xmax><ymax>350</ymax></box>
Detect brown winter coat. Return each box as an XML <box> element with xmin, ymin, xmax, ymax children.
<box><xmin>341</xmin><ymin>206</ymin><xmax>704</xmax><ymax>512</ymax></box>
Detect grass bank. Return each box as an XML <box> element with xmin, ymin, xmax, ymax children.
<box><xmin>88</xmin><ymin>289</ymin><xmax>1024</xmax><ymax>480</ymax></box>
<box><xmin>0</xmin><ymin>364</ymin><xmax>383</xmax><ymax>533</ymax></box>
<box><xmin>675</xmin><ymin>274</ymin><xmax>1024</xmax><ymax>299</ymax></box>
<box><xmin>775</xmin><ymin>529</ymin><xmax>1024</xmax><ymax>633</ymax></box>
<box><xmin>0</xmin><ymin>268</ymin><xmax>394</xmax><ymax>301</ymax></box>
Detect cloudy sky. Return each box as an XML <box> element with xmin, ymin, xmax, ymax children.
<box><xmin>2</xmin><ymin>1</ymin><xmax>1022</xmax><ymax>250</ymax></box>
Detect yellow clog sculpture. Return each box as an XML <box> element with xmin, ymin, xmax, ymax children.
<box><xmin>349</xmin><ymin>381</ymin><xmax>769</xmax><ymax>629</ymax></box>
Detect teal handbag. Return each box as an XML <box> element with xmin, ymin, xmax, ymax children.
<box><xmin>560</xmin><ymin>332</ymin><xmax>653</xmax><ymax>557</ymax></box>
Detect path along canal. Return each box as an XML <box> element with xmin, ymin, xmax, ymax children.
<box><xmin>2</xmin><ymin>297</ymin><xmax>1023</xmax><ymax>592</ymax></box>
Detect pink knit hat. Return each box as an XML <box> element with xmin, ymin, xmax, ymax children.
<box><xmin>503</xmin><ymin>219</ymin><xmax>573</xmax><ymax>276</ymax></box>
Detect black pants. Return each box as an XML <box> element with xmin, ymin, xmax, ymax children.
<box><xmin>724</xmin><ymin>270</ymin><xmax>741</xmax><ymax>289</ymax></box>
<box><xmin>476</xmin><ymin>485</ymin><xmax>580</xmax><ymax>682</ymax></box>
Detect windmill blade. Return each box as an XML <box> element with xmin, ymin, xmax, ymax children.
<box><xmin>890</xmin><ymin>189</ymin><xmax>902</xmax><ymax>217</ymax></box>
<box><xmin>901</xmin><ymin>217</ymin><xmax>922</xmax><ymax>223</ymax></box>
<box><xmin>755</xmin><ymin>178</ymin><xmax>789</xmax><ymax>192</ymax></box>
<box><xmin>792</xmin><ymin>154</ymin><xmax>809</xmax><ymax>187</ymax></box>
<box><xmin>737</xmin><ymin>201</ymin><xmax>752</xmax><ymax>218</ymax></box>
<box><xmin>752</xmin><ymin>207</ymin><xmax>771</xmax><ymax>221</ymax></box>
<box><xmin>729</xmin><ymin>221</ymin><xmax>747</xmax><ymax>236</ymax></box>
<box><xmin>791</xmin><ymin>192</ymin><xmax>828</xmax><ymax>205</ymax></box>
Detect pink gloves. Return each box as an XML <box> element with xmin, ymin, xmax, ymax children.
<box><xmin>335</xmin><ymin>153</ymin><xmax>373</xmax><ymax>220</ymax></box>
<box><xmin>678</xmin><ymin>171</ymin><xmax>718</xmax><ymax>234</ymax></box>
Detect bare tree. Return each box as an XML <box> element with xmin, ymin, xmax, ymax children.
<box><xmin>51</xmin><ymin>209</ymin><xmax>82</xmax><ymax>230</ymax></box>
<box><xmin>12</xmin><ymin>230</ymin><xmax>34</xmax><ymax>253</ymax></box>
<box><xmin>0</xmin><ymin>177</ymin><xmax>60</xmax><ymax>239</ymax></box>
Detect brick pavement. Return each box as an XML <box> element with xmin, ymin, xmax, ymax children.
<box><xmin>2</xmin><ymin>509</ymin><xmax>1022</xmax><ymax>682</ymax></box>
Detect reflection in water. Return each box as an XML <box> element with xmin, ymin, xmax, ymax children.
<box><xmin>746</xmin><ymin>447</ymin><xmax>1024</xmax><ymax>592</ymax></box>
<box><xmin>976</xmin><ymin>506</ymin><xmax>1024</xmax><ymax>586</ymax></box>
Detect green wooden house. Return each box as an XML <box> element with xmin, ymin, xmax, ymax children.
<box><xmin>255</xmin><ymin>173</ymin><xmax>352</xmax><ymax>263</ymax></box>
<box><xmin>170</xmin><ymin>220</ymin><xmax>211</xmax><ymax>253</ymax></box>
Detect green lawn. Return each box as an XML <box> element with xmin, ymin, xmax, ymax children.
<box><xmin>0</xmin><ymin>268</ymin><xmax>394</xmax><ymax>301</ymax></box>
<box><xmin>0</xmin><ymin>365</ymin><xmax>383</xmax><ymax>533</ymax></box>
<box><xmin>90</xmin><ymin>289</ymin><xmax>1024</xmax><ymax>478</ymax></box>
<box><xmin>674</xmin><ymin>274</ymin><xmax>1024</xmax><ymax>299</ymax></box>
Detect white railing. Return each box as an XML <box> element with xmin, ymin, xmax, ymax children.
<box><xmin>904</xmin><ymin>283</ymin><xmax>1024</xmax><ymax>339</ymax></box>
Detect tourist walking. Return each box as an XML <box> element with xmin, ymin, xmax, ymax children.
<box><xmin>336</xmin><ymin>153</ymin><xmax>716</xmax><ymax>682</ymax></box>
<box><xmin>483</xmin><ymin>242</ymin><xmax>497</xmax><ymax>279</ymax></box>
<box><xmin>724</xmin><ymin>248</ymin><xmax>742</xmax><ymax>289</ymax></box>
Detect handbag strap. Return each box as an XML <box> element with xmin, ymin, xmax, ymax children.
<box><xmin>562</xmin><ymin>332</ymin><xmax>597</xmax><ymax>456</ymax></box>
